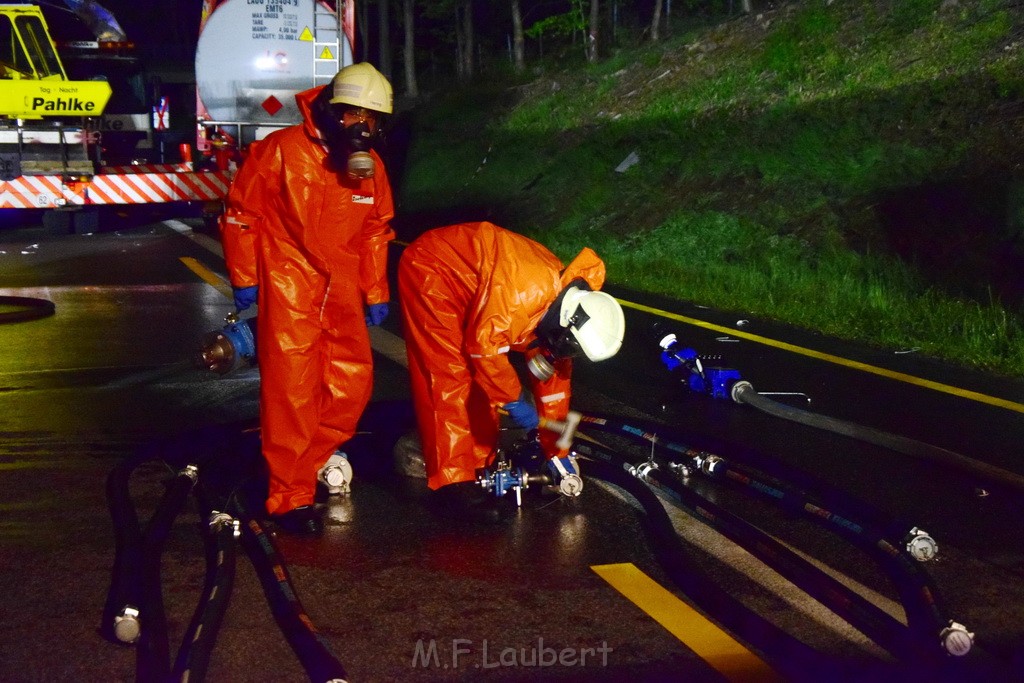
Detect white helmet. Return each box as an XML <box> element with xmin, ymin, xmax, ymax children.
<box><xmin>330</xmin><ymin>62</ymin><xmax>393</xmax><ymax>114</ymax></box>
<box><xmin>558</xmin><ymin>287</ymin><xmax>625</xmax><ymax>361</ymax></box>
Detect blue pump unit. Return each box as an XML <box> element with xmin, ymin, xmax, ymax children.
<box><xmin>657</xmin><ymin>330</ymin><xmax>741</xmax><ymax>400</ymax></box>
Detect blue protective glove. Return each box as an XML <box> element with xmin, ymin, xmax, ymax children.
<box><xmin>233</xmin><ymin>285</ymin><xmax>258</xmax><ymax>311</ymax></box>
<box><xmin>502</xmin><ymin>397</ymin><xmax>539</xmax><ymax>431</ymax></box>
<box><xmin>365</xmin><ymin>302</ymin><xmax>389</xmax><ymax>327</ymax></box>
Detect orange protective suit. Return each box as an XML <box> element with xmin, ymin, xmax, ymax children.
<box><xmin>397</xmin><ymin>222</ymin><xmax>606</xmax><ymax>490</ymax></box>
<box><xmin>220</xmin><ymin>86</ymin><xmax>395</xmax><ymax>516</ymax></box>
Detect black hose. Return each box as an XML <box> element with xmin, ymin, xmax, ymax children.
<box><xmin>171</xmin><ymin>514</ymin><xmax>238</xmax><ymax>683</ymax></box>
<box><xmin>732</xmin><ymin>382</ymin><xmax>1024</xmax><ymax>497</ymax></box>
<box><xmin>0</xmin><ymin>295</ymin><xmax>55</xmax><ymax>323</ymax></box>
<box><xmin>100</xmin><ymin>452</ymin><xmax>151</xmax><ymax>644</ymax></box>
<box><xmin>572</xmin><ymin>413</ymin><xmax>954</xmax><ymax>653</ymax></box>
<box><xmin>689</xmin><ymin>451</ymin><xmax>950</xmax><ymax>638</ymax></box>
<box><xmin>640</xmin><ymin>464</ymin><xmax>935</xmax><ymax>660</ymax></box>
<box><xmin>578</xmin><ymin>411</ymin><xmax>920</xmax><ymax>550</ymax></box>
<box><xmin>577</xmin><ymin>411</ymin><xmax>950</xmax><ymax>647</ymax></box>
<box><xmin>233</xmin><ymin>497</ymin><xmax>348</xmax><ymax>683</ymax></box>
<box><xmin>582</xmin><ymin>445</ymin><xmax>1000</xmax><ymax>681</ymax></box>
<box><xmin>102</xmin><ymin>423</ymin><xmax>348</xmax><ymax>683</ymax></box>
<box><xmin>577</xmin><ymin>441</ymin><xmax>937</xmax><ymax>661</ymax></box>
<box><xmin>582</xmin><ymin>454</ymin><xmax>842</xmax><ymax>682</ymax></box>
<box><xmin>135</xmin><ymin>467</ymin><xmax>198</xmax><ymax>682</ymax></box>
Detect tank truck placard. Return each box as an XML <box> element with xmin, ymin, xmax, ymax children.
<box><xmin>247</xmin><ymin>0</ymin><xmax>301</xmax><ymax>41</ymax></box>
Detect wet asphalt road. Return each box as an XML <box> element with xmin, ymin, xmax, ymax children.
<box><xmin>0</xmin><ymin>215</ymin><xmax>1022</xmax><ymax>682</ymax></box>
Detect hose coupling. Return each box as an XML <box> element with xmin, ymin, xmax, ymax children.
<box><xmin>548</xmin><ymin>455</ymin><xmax>584</xmax><ymax>497</ymax></box>
<box><xmin>698</xmin><ymin>454</ymin><xmax>724</xmax><ymax>475</ymax></box>
<box><xmin>196</xmin><ymin>314</ymin><xmax>257</xmax><ymax>374</ymax></box>
<box><xmin>318</xmin><ymin>451</ymin><xmax>354</xmax><ymax>495</ymax></box>
<box><xmin>938</xmin><ymin>620</ymin><xmax>974</xmax><ymax>657</ymax></box>
<box><xmin>667</xmin><ymin>461</ymin><xmax>692</xmax><ymax>480</ymax></box>
<box><xmin>730</xmin><ymin>380</ymin><xmax>755</xmax><ymax>404</ymax></box>
<box><xmin>113</xmin><ymin>605</ymin><xmax>141</xmax><ymax>644</ymax></box>
<box><xmin>558</xmin><ymin>473</ymin><xmax>584</xmax><ymax>497</ymax></box>
<box><xmin>635</xmin><ymin>460</ymin><xmax>658</xmax><ymax>482</ymax></box>
<box><xmin>209</xmin><ymin>511</ymin><xmax>240</xmax><ymax>537</ymax></box>
<box><xmin>904</xmin><ymin>527</ymin><xmax>939</xmax><ymax>562</ymax></box>
<box><xmin>179</xmin><ymin>464</ymin><xmax>199</xmax><ymax>483</ymax></box>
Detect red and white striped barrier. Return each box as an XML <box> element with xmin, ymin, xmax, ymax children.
<box><xmin>99</xmin><ymin>163</ymin><xmax>196</xmax><ymax>174</ymax></box>
<box><xmin>0</xmin><ymin>169</ymin><xmax>233</xmax><ymax>209</ymax></box>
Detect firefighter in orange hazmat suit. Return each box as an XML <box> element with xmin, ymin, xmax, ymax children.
<box><xmin>220</xmin><ymin>63</ymin><xmax>395</xmax><ymax>535</ymax></box>
<box><xmin>397</xmin><ymin>222</ymin><xmax>625</xmax><ymax>522</ymax></box>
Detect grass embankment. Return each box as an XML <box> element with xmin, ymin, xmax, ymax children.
<box><xmin>396</xmin><ymin>0</ymin><xmax>1024</xmax><ymax>377</ymax></box>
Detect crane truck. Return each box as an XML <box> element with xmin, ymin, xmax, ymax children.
<box><xmin>0</xmin><ymin>1</ymin><xmax>354</xmax><ymax>232</ymax></box>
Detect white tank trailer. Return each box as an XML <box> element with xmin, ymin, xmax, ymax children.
<box><xmin>195</xmin><ymin>0</ymin><xmax>355</xmax><ymax>154</ymax></box>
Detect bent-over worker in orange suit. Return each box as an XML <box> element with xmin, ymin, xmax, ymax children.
<box><xmin>397</xmin><ymin>221</ymin><xmax>625</xmax><ymax>522</ymax></box>
<box><xmin>220</xmin><ymin>63</ymin><xmax>396</xmax><ymax>535</ymax></box>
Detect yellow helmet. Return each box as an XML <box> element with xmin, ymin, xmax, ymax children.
<box><xmin>330</xmin><ymin>62</ymin><xmax>393</xmax><ymax>114</ymax></box>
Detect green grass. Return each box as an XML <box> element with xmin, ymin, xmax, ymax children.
<box><xmin>395</xmin><ymin>0</ymin><xmax>1024</xmax><ymax>377</ymax></box>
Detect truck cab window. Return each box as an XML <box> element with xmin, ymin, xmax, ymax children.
<box><xmin>14</xmin><ymin>14</ymin><xmax>64</xmax><ymax>79</ymax></box>
<box><xmin>0</xmin><ymin>14</ymin><xmax>32</xmax><ymax>77</ymax></box>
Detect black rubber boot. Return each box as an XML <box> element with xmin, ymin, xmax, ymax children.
<box><xmin>268</xmin><ymin>505</ymin><xmax>324</xmax><ymax>536</ymax></box>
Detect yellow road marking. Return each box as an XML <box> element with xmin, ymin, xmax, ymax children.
<box><xmin>179</xmin><ymin>257</ymin><xmax>233</xmax><ymax>300</ymax></box>
<box><xmin>591</xmin><ymin>563</ymin><xmax>783</xmax><ymax>682</ymax></box>
<box><xmin>619</xmin><ymin>299</ymin><xmax>1024</xmax><ymax>415</ymax></box>
<box><xmin>192</xmin><ymin>238</ymin><xmax>1021</xmax><ymax>414</ymax></box>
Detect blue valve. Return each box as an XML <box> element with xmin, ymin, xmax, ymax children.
<box><xmin>476</xmin><ymin>464</ymin><xmax>528</xmax><ymax>498</ymax></box>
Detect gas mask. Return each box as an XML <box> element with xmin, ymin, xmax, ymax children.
<box><xmin>526</xmin><ymin>347</ymin><xmax>560</xmax><ymax>382</ymax></box>
<box><xmin>527</xmin><ymin>278</ymin><xmax>626</xmax><ymax>381</ymax></box>
<box><xmin>528</xmin><ymin>280</ymin><xmax>589</xmax><ymax>381</ymax></box>
<box><xmin>310</xmin><ymin>86</ymin><xmax>380</xmax><ymax>179</ymax></box>
<box><xmin>343</xmin><ymin>117</ymin><xmax>376</xmax><ymax>179</ymax></box>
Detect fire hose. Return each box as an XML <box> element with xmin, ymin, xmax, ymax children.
<box><xmin>655</xmin><ymin>327</ymin><xmax>1024</xmax><ymax>498</ymax></box>
<box><xmin>564</xmin><ymin>411</ymin><xmax>972</xmax><ymax>659</ymax></box>
<box><xmin>101</xmin><ymin>430</ymin><xmax>348</xmax><ymax>683</ymax></box>
<box><xmin>0</xmin><ymin>295</ymin><xmax>55</xmax><ymax>323</ymax></box>
<box><xmin>572</xmin><ymin>440</ymin><xmax>984</xmax><ymax>680</ymax></box>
